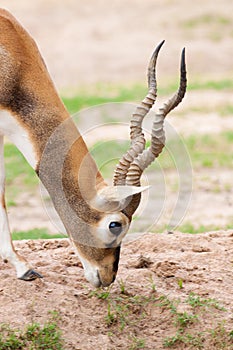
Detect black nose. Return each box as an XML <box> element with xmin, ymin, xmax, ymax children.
<box><xmin>97</xmin><ymin>270</ymin><xmax>116</xmax><ymax>287</ymax></box>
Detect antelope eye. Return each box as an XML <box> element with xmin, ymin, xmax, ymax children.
<box><xmin>109</xmin><ymin>222</ymin><xmax>123</xmax><ymax>236</ymax></box>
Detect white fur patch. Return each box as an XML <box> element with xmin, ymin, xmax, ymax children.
<box><xmin>93</xmin><ymin>213</ymin><xmax>130</xmax><ymax>247</ymax></box>
<box><xmin>0</xmin><ymin>110</ymin><xmax>38</xmax><ymax>168</ymax></box>
<box><xmin>0</xmin><ymin>134</ymin><xmax>30</xmax><ymax>277</ymax></box>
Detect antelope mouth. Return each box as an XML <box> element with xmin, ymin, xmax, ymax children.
<box><xmin>84</xmin><ymin>267</ymin><xmax>114</xmax><ymax>288</ymax></box>
<box><xmin>96</xmin><ymin>270</ymin><xmax>116</xmax><ymax>287</ymax></box>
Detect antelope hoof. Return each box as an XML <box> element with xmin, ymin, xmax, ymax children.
<box><xmin>19</xmin><ymin>269</ymin><xmax>43</xmax><ymax>281</ymax></box>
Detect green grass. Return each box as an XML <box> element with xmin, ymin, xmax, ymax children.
<box><xmin>151</xmin><ymin>222</ymin><xmax>233</xmax><ymax>235</ymax></box>
<box><xmin>90</xmin><ymin>139</ymin><xmax>129</xmax><ymax>178</ymax></box>
<box><xmin>4</xmin><ymin>143</ymin><xmax>37</xmax><ymax>187</ymax></box>
<box><xmin>128</xmin><ymin>336</ymin><xmax>146</xmax><ymax>350</ymax></box>
<box><xmin>181</xmin><ymin>14</ymin><xmax>233</xmax><ymax>42</ymax></box>
<box><xmin>177</xmin><ymin>222</ymin><xmax>233</xmax><ymax>234</ymax></box>
<box><xmin>87</xmin><ymin>281</ymin><xmax>231</xmax><ymax>350</ymax></box>
<box><xmin>182</xmin><ymin>14</ymin><xmax>232</xmax><ymax>29</ymax></box>
<box><xmin>0</xmin><ymin>312</ymin><xmax>63</xmax><ymax>350</ymax></box>
<box><xmin>84</xmin><ymin>129</ymin><xmax>233</xmax><ymax>181</ymax></box>
<box><xmin>4</xmin><ymin>143</ymin><xmax>38</xmax><ymax>204</ymax></box>
<box><xmin>218</xmin><ymin>103</ymin><xmax>233</xmax><ymax>117</ymax></box>
<box><xmin>62</xmin><ymin>83</ymin><xmax>147</xmax><ymax>114</ymax></box>
<box><xmin>163</xmin><ymin>331</ymin><xmax>205</xmax><ymax>349</ymax></box>
<box><xmin>62</xmin><ymin>79</ymin><xmax>233</xmax><ymax>114</ymax></box>
<box><xmin>179</xmin><ymin>103</ymin><xmax>233</xmax><ymax>117</ymax></box>
<box><xmin>91</xmin><ymin>131</ymin><xmax>233</xmax><ymax>178</ymax></box>
<box><xmin>160</xmin><ymin>292</ymin><xmax>228</xmax><ymax>349</ymax></box>
<box><xmin>89</xmin><ymin>130</ymin><xmax>233</xmax><ymax>177</ymax></box>
<box><xmin>4</xmin><ymin>130</ymin><xmax>233</xmax><ymax>205</ymax></box>
<box><xmin>4</xmin><ymin>129</ymin><xmax>233</xmax><ymax>216</ymax></box>
<box><xmin>187</xmin><ymin>79</ymin><xmax>233</xmax><ymax>92</ymax></box>
<box><xmin>12</xmin><ymin>228</ymin><xmax>65</xmax><ymax>241</ymax></box>
<box><xmin>185</xmin><ymin>131</ymin><xmax>233</xmax><ymax>169</ymax></box>
<box><xmin>187</xmin><ymin>293</ymin><xmax>226</xmax><ymax>311</ymax></box>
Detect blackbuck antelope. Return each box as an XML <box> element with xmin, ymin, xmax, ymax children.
<box><xmin>0</xmin><ymin>9</ymin><xmax>187</xmax><ymax>287</ymax></box>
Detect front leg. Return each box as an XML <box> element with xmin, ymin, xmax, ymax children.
<box><xmin>0</xmin><ymin>135</ymin><xmax>42</xmax><ymax>280</ymax></box>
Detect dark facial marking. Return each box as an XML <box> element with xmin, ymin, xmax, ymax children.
<box><xmin>112</xmin><ymin>245</ymin><xmax>121</xmax><ymax>273</ymax></box>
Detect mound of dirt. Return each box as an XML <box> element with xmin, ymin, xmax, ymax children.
<box><xmin>1</xmin><ymin>231</ymin><xmax>233</xmax><ymax>349</ymax></box>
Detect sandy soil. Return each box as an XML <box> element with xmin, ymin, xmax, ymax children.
<box><xmin>0</xmin><ymin>1</ymin><xmax>233</xmax><ymax>349</ymax></box>
<box><xmin>1</xmin><ymin>232</ymin><xmax>233</xmax><ymax>349</ymax></box>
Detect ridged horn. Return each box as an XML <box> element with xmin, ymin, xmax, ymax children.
<box><xmin>123</xmin><ymin>48</ymin><xmax>187</xmax><ymax>217</ymax></box>
<box><xmin>113</xmin><ymin>40</ymin><xmax>165</xmax><ymax>186</ymax></box>
<box><xmin>126</xmin><ymin>48</ymin><xmax>187</xmax><ymax>186</ymax></box>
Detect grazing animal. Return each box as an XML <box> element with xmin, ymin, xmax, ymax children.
<box><xmin>0</xmin><ymin>9</ymin><xmax>187</xmax><ymax>287</ymax></box>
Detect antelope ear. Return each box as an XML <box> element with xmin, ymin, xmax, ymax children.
<box><xmin>99</xmin><ymin>185</ymin><xmax>150</xmax><ymax>202</ymax></box>
<box><xmin>90</xmin><ymin>185</ymin><xmax>150</xmax><ymax>212</ymax></box>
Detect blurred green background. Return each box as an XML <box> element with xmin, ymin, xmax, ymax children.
<box><xmin>0</xmin><ymin>0</ymin><xmax>232</xmax><ymax>238</ymax></box>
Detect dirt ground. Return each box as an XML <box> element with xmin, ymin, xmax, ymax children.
<box><xmin>0</xmin><ymin>0</ymin><xmax>233</xmax><ymax>349</ymax></box>
<box><xmin>1</xmin><ymin>232</ymin><xmax>233</xmax><ymax>349</ymax></box>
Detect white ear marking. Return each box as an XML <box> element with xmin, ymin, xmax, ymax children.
<box><xmin>99</xmin><ymin>185</ymin><xmax>150</xmax><ymax>201</ymax></box>
<box><xmin>90</xmin><ymin>185</ymin><xmax>150</xmax><ymax>212</ymax></box>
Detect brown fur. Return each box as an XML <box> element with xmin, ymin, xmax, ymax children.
<box><xmin>0</xmin><ymin>8</ymin><xmax>105</xmax><ymax>226</ymax></box>
<box><xmin>0</xmin><ymin>9</ymin><xmax>121</xmax><ymax>279</ymax></box>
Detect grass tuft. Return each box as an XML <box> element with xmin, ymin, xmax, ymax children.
<box><xmin>62</xmin><ymin>78</ymin><xmax>233</xmax><ymax>114</ymax></box>
<box><xmin>12</xmin><ymin>228</ymin><xmax>65</xmax><ymax>241</ymax></box>
<box><xmin>0</xmin><ymin>312</ymin><xmax>63</xmax><ymax>350</ymax></box>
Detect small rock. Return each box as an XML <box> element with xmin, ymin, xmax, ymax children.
<box><xmin>192</xmin><ymin>245</ymin><xmax>211</xmax><ymax>253</ymax></box>
<box><xmin>152</xmin><ymin>260</ymin><xmax>179</xmax><ymax>278</ymax></box>
<box><xmin>131</xmin><ymin>255</ymin><xmax>153</xmax><ymax>269</ymax></box>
